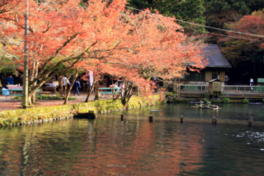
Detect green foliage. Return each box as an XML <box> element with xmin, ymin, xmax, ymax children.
<box><xmin>242</xmin><ymin>98</ymin><xmax>249</xmax><ymax>104</ymax></box>
<box><xmin>220</xmin><ymin>9</ymin><xmax>264</xmax><ymax>84</ymax></box>
<box><xmin>0</xmin><ymin>66</ymin><xmax>16</xmax><ymax>75</ymax></box>
<box><xmin>205</xmin><ymin>0</ymin><xmax>264</xmax><ymax>28</ymax></box>
<box><xmin>128</xmin><ymin>0</ymin><xmax>264</xmax><ymax>34</ymax></box>
<box><xmin>165</xmin><ymin>92</ymin><xmax>175</xmax><ymax>96</ymax></box>
<box><xmin>0</xmin><ymin>57</ymin><xmax>17</xmax><ymax>75</ymax></box>
<box><xmin>128</xmin><ymin>0</ymin><xmax>206</xmax><ymax>34</ymax></box>
<box><xmin>222</xmin><ymin>97</ymin><xmax>230</xmax><ymax>104</ymax></box>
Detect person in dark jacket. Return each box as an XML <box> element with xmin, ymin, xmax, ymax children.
<box><xmin>73</xmin><ymin>79</ymin><xmax>81</xmax><ymax>95</ymax></box>
<box><xmin>6</xmin><ymin>75</ymin><xmax>14</xmax><ymax>85</ymax></box>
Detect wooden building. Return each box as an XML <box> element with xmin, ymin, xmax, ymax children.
<box><xmin>184</xmin><ymin>44</ymin><xmax>232</xmax><ymax>83</ymax></box>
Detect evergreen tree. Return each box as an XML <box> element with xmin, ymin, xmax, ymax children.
<box><xmin>205</xmin><ymin>0</ymin><xmax>264</xmax><ymax>28</ymax></box>
<box><xmin>128</xmin><ymin>0</ymin><xmax>206</xmax><ymax>34</ymax></box>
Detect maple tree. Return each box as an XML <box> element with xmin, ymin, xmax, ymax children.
<box><xmin>0</xmin><ymin>0</ymin><xmax>129</xmax><ymax>105</ymax></box>
<box><xmin>77</xmin><ymin>9</ymin><xmax>204</xmax><ymax>107</ymax></box>
<box><xmin>0</xmin><ymin>0</ymin><xmax>204</xmax><ymax>107</ymax></box>
<box><xmin>205</xmin><ymin>0</ymin><xmax>264</xmax><ymax>29</ymax></box>
<box><xmin>229</xmin><ymin>10</ymin><xmax>264</xmax><ymax>48</ymax></box>
<box><xmin>219</xmin><ymin>10</ymin><xmax>264</xmax><ymax>84</ymax></box>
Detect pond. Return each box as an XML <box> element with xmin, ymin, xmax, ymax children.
<box><xmin>0</xmin><ymin>104</ymin><xmax>264</xmax><ymax>176</ymax></box>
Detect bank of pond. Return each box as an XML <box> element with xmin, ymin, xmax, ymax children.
<box><xmin>1</xmin><ymin>94</ymin><xmax>264</xmax><ymax>128</ymax></box>
<box><xmin>0</xmin><ymin>95</ymin><xmax>162</xmax><ymax>127</ymax></box>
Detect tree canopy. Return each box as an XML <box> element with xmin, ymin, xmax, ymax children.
<box><xmin>0</xmin><ymin>0</ymin><xmax>204</xmax><ymax>105</ymax></box>
<box><xmin>205</xmin><ymin>0</ymin><xmax>264</xmax><ymax>28</ymax></box>
<box><xmin>128</xmin><ymin>0</ymin><xmax>206</xmax><ymax>34</ymax></box>
<box><xmin>220</xmin><ymin>10</ymin><xmax>264</xmax><ymax>84</ymax></box>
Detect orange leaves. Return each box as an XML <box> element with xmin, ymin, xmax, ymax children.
<box><xmin>229</xmin><ymin>10</ymin><xmax>264</xmax><ymax>48</ymax></box>
<box><xmin>0</xmin><ymin>0</ymin><xmax>205</xmax><ymax>95</ymax></box>
<box><xmin>233</xmin><ymin>15</ymin><xmax>264</xmax><ymax>32</ymax></box>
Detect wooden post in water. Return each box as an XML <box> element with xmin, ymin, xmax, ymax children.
<box><xmin>180</xmin><ymin>114</ymin><xmax>183</xmax><ymax>124</ymax></box>
<box><xmin>248</xmin><ymin>116</ymin><xmax>253</xmax><ymax>128</ymax></box>
<box><xmin>212</xmin><ymin>116</ymin><xmax>217</xmax><ymax>125</ymax></box>
<box><xmin>121</xmin><ymin>114</ymin><xmax>124</xmax><ymax>121</ymax></box>
<box><xmin>149</xmin><ymin>116</ymin><xmax>153</xmax><ymax>123</ymax></box>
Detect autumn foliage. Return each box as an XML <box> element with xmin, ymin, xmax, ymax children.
<box><xmin>229</xmin><ymin>10</ymin><xmax>264</xmax><ymax>49</ymax></box>
<box><xmin>0</xmin><ymin>0</ymin><xmax>204</xmax><ymax>105</ymax></box>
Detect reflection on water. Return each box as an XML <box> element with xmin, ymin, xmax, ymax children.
<box><xmin>0</xmin><ymin>105</ymin><xmax>264</xmax><ymax>176</ymax></box>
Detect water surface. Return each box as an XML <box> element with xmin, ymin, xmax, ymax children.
<box><xmin>0</xmin><ymin>104</ymin><xmax>264</xmax><ymax>176</ymax></box>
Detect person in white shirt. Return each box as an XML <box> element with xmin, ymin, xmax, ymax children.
<box><xmin>61</xmin><ymin>76</ymin><xmax>70</xmax><ymax>95</ymax></box>
<box><xmin>250</xmin><ymin>78</ymin><xmax>254</xmax><ymax>90</ymax></box>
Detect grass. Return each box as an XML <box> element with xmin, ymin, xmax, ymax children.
<box><xmin>0</xmin><ymin>95</ymin><xmax>163</xmax><ymax>127</ymax></box>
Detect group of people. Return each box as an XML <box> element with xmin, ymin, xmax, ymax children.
<box><xmin>0</xmin><ymin>74</ymin><xmax>86</xmax><ymax>96</ymax></box>
<box><xmin>0</xmin><ymin>75</ymin><xmax>21</xmax><ymax>96</ymax></box>
<box><xmin>60</xmin><ymin>76</ymin><xmax>82</xmax><ymax>96</ymax></box>
<box><xmin>0</xmin><ymin>75</ymin><xmax>15</xmax><ymax>88</ymax></box>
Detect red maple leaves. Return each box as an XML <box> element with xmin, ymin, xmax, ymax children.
<box><xmin>0</xmin><ymin>0</ymin><xmax>204</xmax><ymax>96</ymax></box>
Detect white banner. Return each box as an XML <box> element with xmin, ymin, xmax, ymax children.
<box><xmin>89</xmin><ymin>71</ymin><xmax>94</xmax><ymax>86</ymax></box>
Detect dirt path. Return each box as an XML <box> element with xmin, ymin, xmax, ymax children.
<box><xmin>0</xmin><ymin>94</ymin><xmax>95</xmax><ymax>111</ymax></box>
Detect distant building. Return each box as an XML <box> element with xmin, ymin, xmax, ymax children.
<box><xmin>185</xmin><ymin>44</ymin><xmax>231</xmax><ymax>83</ymax></box>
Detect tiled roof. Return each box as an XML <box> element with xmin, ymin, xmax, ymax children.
<box><xmin>203</xmin><ymin>44</ymin><xmax>231</xmax><ymax>68</ymax></box>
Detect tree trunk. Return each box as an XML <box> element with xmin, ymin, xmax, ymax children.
<box><xmin>26</xmin><ymin>93</ymin><xmax>34</xmax><ymax>106</ymax></box>
<box><xmin>29</xmin><ymin>60</ymin><xmax>39</xmax><ymax>105</ymax></box>
<box><xmin>85</xmin><ymin>82</ymin><xmax>95</xmax><ymax>102</ymax></box>
<box><xmin>31</xmin><ymin>91</ymin><xmax>37</xmax><ymax>105</ymax></box>
<box><xmin>22</xmin><ymin>5</ymin><xmax>29</xmax><ymax>109</ymax></box>
<box><xmin>120</xmin><ymin>81</ymin><xmax>134</xmax><ymax>111</ymax></box>
<box><xmin>94</xmin><ymin>81</ymin><xmax>99</xmax><ymax>101</ymax></box>
<box><xmin>64</xmin><ymin>72</ymin><xmax>78</xmax><ymax>105</ymax></box>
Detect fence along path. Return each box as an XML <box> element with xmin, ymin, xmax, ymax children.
<box><xmin>177</xmin><ymin>84</ymin><xmax>264</xmax><ymax>98</ymax></box>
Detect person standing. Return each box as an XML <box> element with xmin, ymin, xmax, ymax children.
<box><xmin>250</xmin><ymin>78</ymin><xmax>254</xmax><ymax>90</ymax></box>
<box><xmin>73</xmin><ymin>79</ymin><xmax>81</xmax><ymax>95</ymax></box>
<box><xmin>61</xmin><ymin>76</ymin><xmax>70</xmax><ymax>95</ymax></box>
<box><xmin>6</xmin><ymin>75</ymin><xmax>14</xmax><ymax>85</ymax></box>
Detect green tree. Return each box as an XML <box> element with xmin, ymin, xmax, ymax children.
<box><xmin>205</xmin><ymin>0</ymin><xmax>264</xmax><ymax>28</ymax></box>
<box><xmin>128</xmin><ymin>0</ymin><xmax>206</xmax><ymax>34</ymax></box>
<box><xmin>220</xmin><ymin>10</ymin><xmax>264</xmax><ymax>84</ymax></box>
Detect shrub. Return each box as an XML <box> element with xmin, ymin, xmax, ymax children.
<box><xmin>242</xmin><ymin>98</ymin><xmax>249</xmax><ymax>104</ymax></box>
<box><xmin>203</xmin><ymin>98</ymin><xmax>211</xmax><ymax>104</ymax></box>
<box><xmin>222</xmin><ymin>98</ymin><xmax>230</xmax><ymax>104</ymax></box>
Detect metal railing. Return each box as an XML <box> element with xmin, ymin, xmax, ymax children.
<box><xmin>177</xmin><ymin>84</ymin><xmax>264</xmax><ymax>95</ymax></box>
<box><xmin>223</xmin><ymin>85</ymin><xmax>264</xmax><ymax>94</ymax></box>
<box><xmin>98</xmin><ymin>87</ymin><xmax>120</xmax><ymax>95</ymax></box>
<box><xmin>179</xmin><ymin>84</ymin><xmax>208</xmax><ymax>93</ymax></box>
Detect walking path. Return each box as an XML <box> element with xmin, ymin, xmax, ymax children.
<box><xmin>0</xmin><ymin>94</ymin><xmax>95</xmax><ymax>111</ymax></box>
